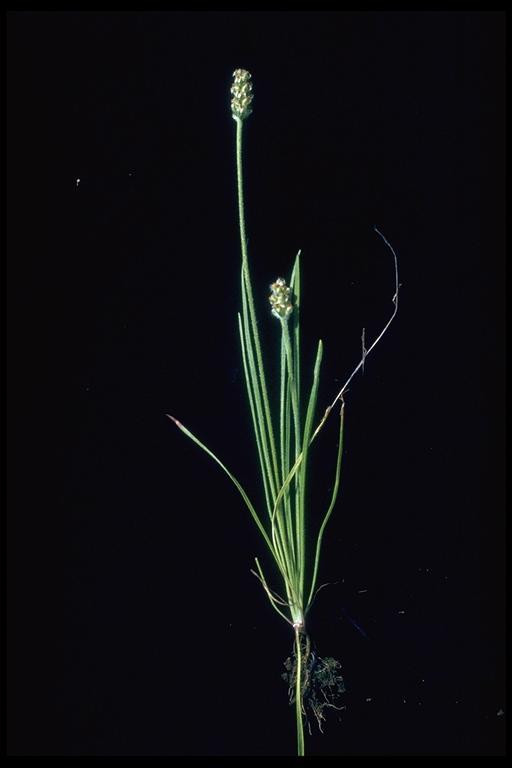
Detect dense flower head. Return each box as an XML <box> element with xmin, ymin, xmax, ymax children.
<box><xmin>231</xmin><ymin>69</ymin><xmax>253</xmax><ymax>121</ymax></box>
<box><xmin>269</xmin><ymin>277</ymin><xmax>293</xmax><ymax>319</ymax></box>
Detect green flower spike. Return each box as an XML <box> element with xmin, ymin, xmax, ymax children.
<box><xmin>231</xmin><ymin>68</ymin><xmax>254</xmax><ymax>121</ymax></box>
<box><xmin>269</xmin><ymin>277</ymin><xmax>293</xmax><ymax>319</ymax></box>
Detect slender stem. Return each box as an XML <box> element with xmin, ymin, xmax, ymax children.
<box><xmin>235</xmin><ymin>117</ymin><xmax>281</xmax><ymax>503</ymax></box>
<box><xmin>295</xmin><ymin>627</ymin><xmax>305</xmax><ymax>757</ymax></box>
<box><xmin>235</xmin><ymin>117</ymin><xmax>248</xmax><ymax>269</ymax></box>
<box><xmin>281</xmin><ymin>319</ymin><xmax>301</xmax><ymax>462</ymax></box>
<box><xmin>290</xmin><ymin>252</ymin><xmax>301</xmax><ymax>427</ymax></box>
<box><xmin>298</xmin><ymin>339</ymin><xmax>323</xmax><ymax>599</ymax></box>
<box><xmin>280</xmin><ymin>317</ymin><xmax>302</xmax><ymax>597</ymax></box>
<box><xmin>238</xmin><ymin>312</ymin><xmax>274</xmax><ymax>516</ymax></box>
<box><xmin>240</xmin><ymin>286</ymin><xmax>277</xmax><ymax>506</ymax></box>
<box><xmin>280</xmin><ymin>330</ymin><xmax>296</xmax><ymax>573</ymax></box>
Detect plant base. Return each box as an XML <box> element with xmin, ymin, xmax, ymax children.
<box><xmin>282</xmin><ymin>633</ymin><xmax>346</xmax><ymax>736</ymax></box>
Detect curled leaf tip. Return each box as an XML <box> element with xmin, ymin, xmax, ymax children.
<box><xmin>166</xmin><ymin>414</ymin><xmax>183</xmax><ymax>428</ymax></box>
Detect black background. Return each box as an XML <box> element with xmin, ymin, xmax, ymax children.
<box><xmin>6</xmin><ymin>11</ymin><xmax>505</xmax><ymax>756</ymax></box>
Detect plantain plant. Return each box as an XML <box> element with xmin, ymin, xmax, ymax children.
<box><xmin>167</xmin><ymin>69</ymin><xmax>399</xmax><ymax>756</ymax></box>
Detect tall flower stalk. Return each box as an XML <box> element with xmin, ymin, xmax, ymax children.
<box><xmin>168</xmin><ymin>68</ymin><xmax>399</xmax><ymax>757</ymax></box>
